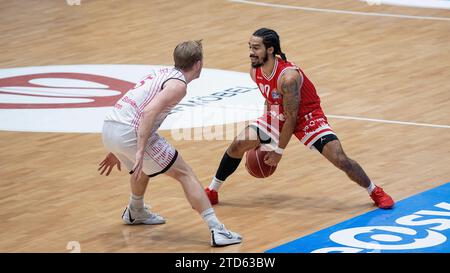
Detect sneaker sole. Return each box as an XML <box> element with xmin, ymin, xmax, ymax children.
<box><xmin>123</xmin><ymin>220</ymin><xmax>166</xmax><ymax>225</ymax></box>
<box><xmin>211</xmin><ymin>239</ymin><xmax>242</xmax><ymax>247</ymax></box>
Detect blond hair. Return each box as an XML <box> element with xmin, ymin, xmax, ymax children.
<box><xmin>173</xmin><ymin>40</ymin><xmax>203</xmax><ymax>70</ymax></box>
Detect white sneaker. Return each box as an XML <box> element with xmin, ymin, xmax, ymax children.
<box><xmin>210</xmin><ymin>224</ymin><xmax>242</xmax><ymax>247</ymax></box>
<box><xmin>122</xmin><ymin>205</ymin><xmax>166</xmax><ymax>225</ymax></box>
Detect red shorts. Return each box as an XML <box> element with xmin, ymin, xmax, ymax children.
<box><xmin>251</xmin><ymin>108</ymin><xmax>336</xmax><ymax>150</ymax></box>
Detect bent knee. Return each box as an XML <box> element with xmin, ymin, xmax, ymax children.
<box><xmin>168</xmin><ymin>162</ymin><xmax>194</xmax><ymax>181</ymax></box>
<box><xmin>228</xmin><ymin>140</ymin><xmax>256</xmax><ymax>156</ymax></box>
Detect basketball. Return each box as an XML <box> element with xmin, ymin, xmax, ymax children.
<box><xmin>245</xmin><ymin>147</ymin><xmax>277</xmax><ymax>178</ymax></box>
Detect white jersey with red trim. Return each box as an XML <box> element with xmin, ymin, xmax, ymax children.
<box><xmin>105</xmin><ymin>67</ymin><xmax>186</xmax><ymax>134</ymax></box>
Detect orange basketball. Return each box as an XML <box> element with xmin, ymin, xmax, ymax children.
<box><xmin>245</xmin><ymin>147</ymin><xmax>277</xmax><ymax>178</ymax></box>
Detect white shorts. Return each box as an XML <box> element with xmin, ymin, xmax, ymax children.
<box><xmin>102</xmin><ymin>121</ymin><xmax>178</xmax><ymax>177</ymax></box>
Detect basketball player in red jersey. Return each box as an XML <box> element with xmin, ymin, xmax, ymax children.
<box><xmin>205</xmin><ymin>28</ymin><xmax>394</xmax><ymax>209</ymax></box>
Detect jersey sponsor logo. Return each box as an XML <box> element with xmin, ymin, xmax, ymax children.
<box><xmin>0</xmin><ymin>65</ymin><xmax>263</xmax><ymax>133</ymax></box>
<box><xmin>267</xmin><ymin>182</ymin><xmax>450</xmax><ymax>253</ymax></box>
<box><xmin>271</xmin><ymin>90</ymin><xmax>281</xmax><ymax>100</ymax></box>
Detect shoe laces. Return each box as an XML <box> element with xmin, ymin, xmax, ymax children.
<box><xmin>372</xmin><ymin>187</ymin><xmax>387</xmax><ymax>199</ymax></box>
<box><xmin>371</xmin><ymin>186</ymin><xmax>379</xmax><ymax>195</ymax></box>
<box><xmin>212</xmin><ymin>223</ymin><xmax>225</xmax><ymax>231</ymax></box>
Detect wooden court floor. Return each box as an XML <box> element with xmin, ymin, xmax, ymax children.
<box><xmin>0</xmin><ymin>0</ymin><xmax>449</xmax><ymax>252</ymax></box>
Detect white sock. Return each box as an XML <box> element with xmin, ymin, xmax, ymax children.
<box><xmin>208</xmin><ymin>177</ymin><xmax>224</xmax><ymax>192</ymax></box>
<box><xmin>129</xmin><ymin>194</ymin><xmax>144</xmax><ymax>210</ymax></box>
<box><xmin>200</xmin><ymin>208</ymin><xmax>221</xmax><ymax>229</ymax></box>
<box><xmin>366</xmin><ymin>182</ymin><xmax>376</xmax><ymax>194</ymax></box>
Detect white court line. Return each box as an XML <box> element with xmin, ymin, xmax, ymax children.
<box><xmin>228</xmin><ymin>0</ymin><xmax>450</xmax><ymax>21</ymax></box>
<box><xmin>328</xmin><ymin>114</ymin><xmax>450</xmax><ymax>129</ymax></box>
<box><xmin>201</xmin><ymin>104</ymin><xmax>450</xmax><ymax>129</ymax></box>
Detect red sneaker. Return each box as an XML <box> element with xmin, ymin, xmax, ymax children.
<box><xmin>205</xmin><ymin>188</ymin><xmax>219</xmax><ymax>205</ymax></box>
<box><xmin>370</xmin><ymin>186</ymin><xmax>395</xmax><ymax>209</ymax></box>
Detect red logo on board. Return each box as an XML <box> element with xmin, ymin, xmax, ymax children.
<box><xmin>0</xmin><ymin>73</ymin><xmax>135</xmax><ymax>109</ymax></box>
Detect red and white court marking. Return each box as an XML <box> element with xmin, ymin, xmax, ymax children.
<box><xmin>0</xmin><ymin>73</ymin><xmax>132</xmax><ymax>109</ymax></box>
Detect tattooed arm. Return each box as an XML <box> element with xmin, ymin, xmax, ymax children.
<box><xmin>278</xmin><ymin>70</ymin><xmax>302</xmax><ymax>149</ymax></box>
<box><xmin>264</xmin><ymin>70</ymin><xmax>302</xmax><ymax>166</ymax></box>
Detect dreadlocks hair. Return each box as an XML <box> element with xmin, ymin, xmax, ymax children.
<box><xmin>253</xmin><ymin>28</ymin><xmax>287</xmax><ymax>61</ymax></box>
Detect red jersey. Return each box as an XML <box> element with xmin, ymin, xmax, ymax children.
<box><xmin>253</xmin><ymin>57</ymin><xmax>323</xmax><ymax>120</ymax></box>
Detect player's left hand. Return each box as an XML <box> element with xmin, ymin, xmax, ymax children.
<box><xmin>98</xmin><ymin>152</ymin><xmax>121</xmax><ymax>176</ymax></box>
<box><xmin>264</xmin><ymin>151</ymin><xmax>282</xmax><ymax>166</ymax></box>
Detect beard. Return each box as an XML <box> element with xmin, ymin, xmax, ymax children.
<box><xmin>250</xmin><ymin>52</ymin><xmax>268</xmax><ymax>68</ymax></box>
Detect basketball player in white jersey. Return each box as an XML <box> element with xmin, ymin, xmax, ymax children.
<box><xmin>98</xmin><ymin>40</ymin><xmax>241</xmax><ymax>247</ymax></box>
